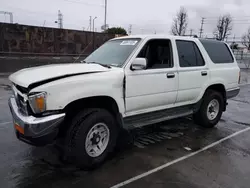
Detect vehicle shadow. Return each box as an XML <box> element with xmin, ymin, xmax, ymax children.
<box><xmin>12</xmin><ymin>117</ymin><xmax>226</xmax><ymax>188</ymax></box>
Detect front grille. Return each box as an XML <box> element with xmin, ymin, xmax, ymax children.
<box><xmin>13</xmin><ymin>85</ymin><xmax>30</xmax><ymax>115</ymax></box>
<box><xmin>16</xmin><ymin>93</ymin><xmax>29</xmax><ymax>115</ymax></box>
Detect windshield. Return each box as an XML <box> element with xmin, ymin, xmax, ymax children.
<box><xmin>84</xmin><ymin>38</ymin><xmax>141</xmax><ymax>67</ymax></box>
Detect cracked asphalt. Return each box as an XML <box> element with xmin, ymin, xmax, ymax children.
<box><xmin>0</xmin><ymin>70</ymin><xmax>250</xmax><ymax>188</ymax></box>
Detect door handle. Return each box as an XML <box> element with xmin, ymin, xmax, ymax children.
<box><xmin>167</xmin><ymin>73</ymin><xmax>175</xmax><ymax>78</ymax></box>
<box><xmin>201</xmin><ymin>71</ymin><xmax>207</xmax><ymax>76</ymax></box>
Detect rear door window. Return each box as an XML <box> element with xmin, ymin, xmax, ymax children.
<box><xmin>176</xmin><ymin>40</ymin><xmax>205</xmax><ymax>67</ymax></box>
<box><xmin>199</xmin><ymin>39</ymin><xmax>234</xmax><ymax>63</ymax></box>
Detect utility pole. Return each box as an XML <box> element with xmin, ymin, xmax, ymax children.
<box><xmin>89</xmin><ymin>16</ymin><xmax>92</xmax><ymax>31</ymax></box>
<box><xmin>58</xmin><ymin>10</ymin><xmax>63</xmax><ymax>29</ymax></box>
<box><xmin>43</xmin><ymin>20</ymin><xmax>46</xmax><ymax>27</ymax></box>
<box><xmin>128</xmin><ymin>24</ymin><xmax>132</xmax><ymax>35</ymax></box>
<box><xmin>199</xmin><ymin>17</ymin><xmax>205</xmax><ymax>38</ymax></box>
<box><xmin>104</xmin><ymin>0</ymin><xmax>107</xmax><ymax>30</ymax></box>
<box><xmin>92</xmin><ymin>17</ymin><xmax>97</xmax><ymax>51</ymax></box>
<box><xmin>231</xmin><ymin>34</ymin><xmax>236</xmax><ymax>52</ymax></box>
<box><xmin>189</xmin><ymin>29</ymin><xmax>193</xmax><ymax>36</ymax></box>
<box><xmin>92</xmin><ymin>17</ymin><xmax>97</xmax><ymax>33</ymax></box>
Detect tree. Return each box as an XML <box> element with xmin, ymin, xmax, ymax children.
<box><xmin>104</xmin><ymin>27</ymin><xmax>127</xmax><ymax>35</ymax></box>
<box><xmin>242</xmin><ymin>27</ymin><xmax>250</xmax><ymax>50</ymax></box>
<box><xmin>213</xmin><ymin>14</ymin><xmax>233</xmax><ymax>41</ymax></box>
<box><xmin>171</xmin><ymin>7</ymin><xmax>188</xmax><ymax>36</ymax></box>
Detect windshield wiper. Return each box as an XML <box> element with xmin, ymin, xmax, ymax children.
<box><xmin>85</xmin><ymin>61</ymin><xmax>112</xmax><ymax>69</ymax></box>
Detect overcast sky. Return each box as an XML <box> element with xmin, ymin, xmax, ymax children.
<box><xmin>1</xmin><ymin>0</ymin><xmax>250</xmax><ymax>39</ymax></box>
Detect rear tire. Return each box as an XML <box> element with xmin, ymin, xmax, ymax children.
<box><xmin>64</xmin><ymin>108</ymin><xmax>118</xmax><ymax>170</ymax></box>
<box><xmin>193</xmin><ymin>90</ymin><xmax>224</xmax><ymax>128</ymax></box>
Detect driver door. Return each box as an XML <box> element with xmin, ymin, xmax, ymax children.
<box><xmin>124</xmin><ymin>39</ymin><xmax>178</xmax><ymax>116</ymax></box>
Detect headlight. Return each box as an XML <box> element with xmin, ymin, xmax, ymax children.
<box><xmin>28</xmin><ymin>92</ymin><xmax>47</xmax><ymax>114</ymax></box>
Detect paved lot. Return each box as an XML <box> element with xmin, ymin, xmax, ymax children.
<box><xmin>0</xmin><ymin>75</ymin><xmax>250</xmax><ymax>188</ymax></box>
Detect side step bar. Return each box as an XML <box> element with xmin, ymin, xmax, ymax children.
<box><xmin>124</xmin><ymin>105</ymin><xmax>194</xmax><ymax>129</ymax></box>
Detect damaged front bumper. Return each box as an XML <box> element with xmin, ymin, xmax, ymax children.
<box><xmin>8</xmin><ymin>97</ymin><xmax>65</xmax><ymax>146</ymax></box>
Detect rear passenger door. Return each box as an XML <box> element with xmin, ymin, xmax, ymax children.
<box><xmin>175</xmin><ymin>40</ymin><xmax>209</xmax><ymax>105</ymax></box>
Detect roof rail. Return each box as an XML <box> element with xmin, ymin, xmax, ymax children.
<box><xmin>204</xmin><ymin>37</ymin><xmax>221</xmax><ymax>41</ymax></box>
<box><xmin>182</xmin><ymin>35</ymin><xmax>198</xmax><ymax>38</ymax></box>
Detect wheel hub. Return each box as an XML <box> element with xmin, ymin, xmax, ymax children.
<box><xmin>207</xmin><ymin>99</ymin><xmax>220</xmax><ymax>121</ymax></box>
<box><xmin>208</xmin><ymin>106</ymin><xmax>215</xmax><ymax>113</ymax></box>
<box><xmin>90</xmin><ymin>132</ymin><xmax>101</xmax><ymax>145</ymax></box>
<box><xmin>85</xmin><ymin>123</ymin><xmax>110</xmax><ymax>158</ymax></box>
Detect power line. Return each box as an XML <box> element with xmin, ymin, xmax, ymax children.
<box><xmin>204</xmin><ymin>16</ymin><xmax>250</xmax><ymax>19</ymax></box>
<box><xmin>204</xmin><ymin>19</ymin><xmax>250</xmax><ymax>22</ymax></box>
<box><xmin>62</xmin><ymin>0</ymin><xmax>104</xmax><ymax>7</ymax></box>
<box><xmin>204</xmin><ymin>22</ymin><xmax>250</xmax><ymax>25</ymax></box>
<box><xmin>2</xmin><ymin>5</ymin><xmax>55</xmax><ymax>16</ymax></box>
<box><xmin>204</xmin><ymin>20</ymin><xmax>250</xmax><ymax>23</ymax></box>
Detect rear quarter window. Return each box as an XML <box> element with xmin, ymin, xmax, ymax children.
<box><xmin>199</xmin><ymin>39</ymin><xmax>234</xmax><ymax>64</ymax></box>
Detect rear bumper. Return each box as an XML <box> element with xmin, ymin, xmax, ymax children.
<box><xmin>8</xmin><ymin>97</ymin><xmax>65</xmax><ymax>146</ymax></box>
<box><xmin>226</xmin><ymin>87</ymin><xmax>240</xmax><ymax>99</ymax></box>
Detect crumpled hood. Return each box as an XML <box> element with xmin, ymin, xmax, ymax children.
<box><xmin>9</xmin><ymin>63</ymin><xmax>110</xmax><ymax>88</ymax></box>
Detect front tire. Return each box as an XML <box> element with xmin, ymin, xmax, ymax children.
<box><xmin>64</xmin><ymin>108</ymin><xmax>118</xmax><ymax>169</ymax></box>
<box><xmin>193</xmin><ymin>90</ymin><xmax>224</xmax><ymax>128</ymax></box>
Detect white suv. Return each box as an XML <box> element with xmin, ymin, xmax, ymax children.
<box><xmin>8</xmin><ymin>35</ymin><xmax>240</xmax><ymax>169</ymax></box>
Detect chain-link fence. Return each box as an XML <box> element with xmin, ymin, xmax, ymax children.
<box><xmin>233</xmin><ymin>49</ymin><xmax>250</xmax><ymax>69</ymax></box>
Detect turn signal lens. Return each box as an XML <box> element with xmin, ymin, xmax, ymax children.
<box><xmin>36</xmin><ymin>96</ymin><xmax>45</xmax><ymax>110</ymax></box>
<box><xmin>15</xmin><ymin>124</ymin><xmax>24</xmax><ymax>134</ymax></box>
<box><xmin>28</xmin><ymin>92</ymin><xmax>47</xmax><ymax>114</ymax></box>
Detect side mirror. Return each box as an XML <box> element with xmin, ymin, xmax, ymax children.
<box><xmin>131</xmin><ymin>58</ymin><xmax>147</xmax><ymax>70</ymax></box>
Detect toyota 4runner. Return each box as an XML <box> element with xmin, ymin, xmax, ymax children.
<box><xmin>8</xmin><ymin>35</ymin><xmax>240</xmax><ymax>169</ymax></box>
